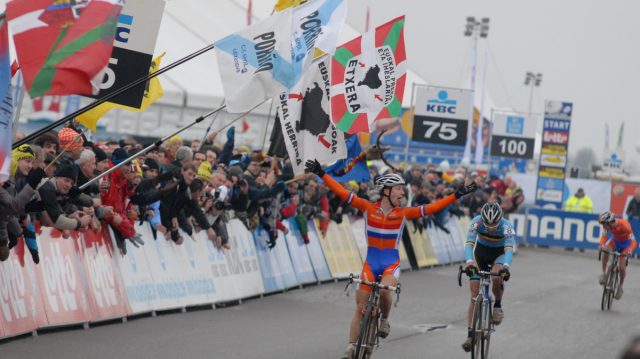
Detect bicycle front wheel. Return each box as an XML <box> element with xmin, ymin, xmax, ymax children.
<box><xmin>364</xmin><ymin>312</ymin><xmax>379</xmax><ymax>358</ymax></box>
<box><xmin>481</xmin><ymin>301</ymin><xmax>492</xmax><ymax>359</ymax></box>
<box><xmin>471</xmin><ymin>295</ymin><xmax>483</xmax><ymax>359</ymax></box>
<box><xmin>608</xmin><ymin>271</ymin><xmax>619</xmax><ymax>310</ymax></box>
<box><xmin>354</xmin><ymin>303</ymin><xmax>374</xmax><ymax>359</ymax></box>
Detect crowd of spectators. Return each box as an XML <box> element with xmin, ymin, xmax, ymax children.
<box><xmin>2</xmin><ymin>125</ymin><xmax>526</xmax><ymax>265</ymax></box>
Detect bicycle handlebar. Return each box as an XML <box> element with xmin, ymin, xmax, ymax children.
<box><xmin>458</xmin><ymin>265</ymin><xmax>503</xmax><ymax>287</ymax></box>
<box><xmin>599</xmin><ymin>249</ymin><xmax>623</xmax><ymax>262</ymax></box>
<box><xmin>344</xmin><ymin>273</ymin><xmax>402</xmax><ymax>306</ymax></box>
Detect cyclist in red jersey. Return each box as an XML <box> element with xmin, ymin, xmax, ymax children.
<box><xmin>305</xmin><ymin>159</ymin><xmax>477</xmax><ymax>359</ymax></box>
<box><xmin>597</xmin><ymin>211</ymin><xmax>637</xmax><ymax>300</ymax></box>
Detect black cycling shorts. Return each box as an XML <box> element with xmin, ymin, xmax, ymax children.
<box><xmin>473</xmin><ymin>242</ymin><xmax>505</xmax><ymax>274</ymax></box>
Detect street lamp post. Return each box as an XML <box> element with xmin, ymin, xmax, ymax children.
<box><xmin>462</xmin><ymin>17</ymin><xmax>489</xmax><ymax>165</ymax></box>
<box><xmin>524</xmin><ymin>72</ymin><xmax>542</xmax><ymax>114</ymax></box>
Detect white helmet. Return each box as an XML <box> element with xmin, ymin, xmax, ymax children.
<box><xmin>481</xmin><ymin>201</ymin><xmax>502</xmax><ymax>226</ymax></box>
<box><xmin>599</xmin><ymin>211</ymin><xmax>615</xmax><ymax>225</ymax></box>
<box><xmin>375</xmin><ymin>173</ymin><xmax>405</xmax><ymax>188</ymax></box>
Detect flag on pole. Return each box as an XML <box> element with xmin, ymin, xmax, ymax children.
<box><xmin>324</xmin><ymin>135</ymin><xmax>370</xmax><ymax>182</ymax></box>
<box><xmin>277</xmin><ymin>56</ymin><xmax>346</xmax><ymax>175</ymax></box>
<box><xmin>76</xmin><ymin>53</ymin><xmax>165</xmax><ymax>131</ymax></box>
<box><xmin>617</xmin><ymin>122</ymin><xmax>624</xmax><ymax>149</ymax></box>
<box><xmin>0</xmin><ymin>17</ymin><xmax>14</xmax><ymax>182</ymax></box>
<box><xmin>274</xmin><ymin>0</ymin><xmax>305</xmax><ymax>12</ymax></box>
<box><xmin>290</xmin><ymin>0</ymin><xmax>347</xmax><ymax>81</ymax></box>
<box><xmin>214</xmin><ymin>9</ymin><xmax>295</xmax><ymax>113</ymax></box>
<box><xmin>330</xmin><ymin>16</ymin><xmax>406</xmax><ymax>134</ymax></box>
<box><xmin>6</xmin><ymin>0</ymin><xmax>123</xmax><ymax>98</ymax></box>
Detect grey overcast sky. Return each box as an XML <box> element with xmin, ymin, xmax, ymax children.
<box><xmin>337</xmin><ymin>0</ymin><xmax>640</xmax><ymax>163</ymax></box>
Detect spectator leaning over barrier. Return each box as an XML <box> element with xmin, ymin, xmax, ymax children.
<box><xmin>564</xmin><ymin>188</ymin><xmax>593</xmax><ymax>213</ymax></box>
<box><xmin>101</xmin><ymin>149</ymin><xmax>145</xmax><ymax>254</ymax></box>
<box><xmin>625</xmin><ymin>188</ymin><xmax>640</xmax><ymax>222</ymax></box>
<box><xmin>37</xmin><ymin>164</ymin><xmax>92</xmax><ymax>232</ymax></box>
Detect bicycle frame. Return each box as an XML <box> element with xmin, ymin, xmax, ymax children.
<box><xmin>345</xmin><ymin>274</ymin><xmax>401</xmax><ymax>359</ymax></box>
<box><xmin>599</xmin><ymin>249</ymin><xmax>626</xmax><ymax>311</ymax></box>
<box><xmin>458</xmin><ymin>266</ymin><xmax>502</xmax><ymax>359</ymax></box>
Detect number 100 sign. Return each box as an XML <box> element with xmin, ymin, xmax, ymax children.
<box><xmin>489</xmin><ymin>135</ymin><xmax>535</xmax><ymax>159</ymax></box>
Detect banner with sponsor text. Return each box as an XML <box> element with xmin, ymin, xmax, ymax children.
<box><xmin>535</xmin><ymin>101</ymin><xmax>573</xmax><ymax>208</ymax></box>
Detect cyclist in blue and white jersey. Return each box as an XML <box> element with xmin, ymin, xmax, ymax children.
<box><xmin>462</xmin><ymin>201</ymin><xmax>514</xmax><ymax>352</ymax></box>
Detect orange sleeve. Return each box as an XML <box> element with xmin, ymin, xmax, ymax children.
<box><xmin>402</xmin><ymin>194</ymin><xmax>458</xmax><ymax>220</ymax></box>
<box><xmin>599</xmin><ymin>231</ymin><xmax>608</xmax><ymax>246</ymax></box>
<box><xmin>629</xmin><ymin>239</ymin><xmax>637</xmax><ymax>253</ymax></box>
<box><xmin>321</xmin><ymin>173</ymin><xmax>371</xmax><ymax>213</ymax></box>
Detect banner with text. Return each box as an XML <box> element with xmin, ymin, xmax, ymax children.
<box><xmin>510</xmin><ymin>208</ymin><xmax>605</xmax><ymax>250</ymax></box>
<box><xmin>535</xmin><ymin>101</ymin><xmax>573</xmax><ymax>208</ymax></box>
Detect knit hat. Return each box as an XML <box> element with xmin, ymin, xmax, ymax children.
<box><xmin>10</xmin><ymin>144</ymin><xmax>35</xmax><ymax>176</ymax></box>
<box><xmin>143</xmin><ymin>158</ymin><xmax>159</xmax><ymax>172</ymax></box>
<box><xmin>54</xmin><ymin>164</ymin><xmax>77</xmax><ymax>182</ymax></box>
<box><xmin>92</xmin><ymin>146</ymin><xmax>108</xmax><ymax>162</ymax></box>
<box><xmin>57</xmin><ymin>127</ymin><xmax>83</xmax><ymax>152</ymax></box>
<box><xmin>197</xmin><ymin>161</ymin><xmax>213</xmax><ymax>182</ymax></box>
<box><xmin>111</xmin><ymin>148</ymin><xmax>128</xmax><ymax>164</ymax></box>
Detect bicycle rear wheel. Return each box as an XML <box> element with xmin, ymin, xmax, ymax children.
<box><xmin>481</xmin><ymin>301</ymin><xmax>492</xmax><ymax>359</ymax></box>
<box><xmin>471</xmin><ymin>295</ymin><xmax>483</xmax><ymax>359</ymax></box>
<box><xmin>355</xmin><ymin>303</ymin><xmax>374</xmax><ymax>359</ymax></box>
<box><xmin>364</xmin><ymin>313</ymin><xmax>379</xmax><ymax>358</ymax></box>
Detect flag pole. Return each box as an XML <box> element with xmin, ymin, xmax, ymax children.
<box><xmin>80</xmin><ymin>104</ymin><xmax>226</xmax><ymax>190</ymax></box>
<box><xmin>14</xmin><ymin>44</ymin><xmax>216</xmax><ymax>149</ymax></box>
<box><xmin>198</xmin><ymin>99</ymin><xmax>225</xmax><ymax>151</ymax></box>
<box><xmin>261</xmin><ymin>98</ymin><xmax>274</xmax><ymax>151</ymax></box>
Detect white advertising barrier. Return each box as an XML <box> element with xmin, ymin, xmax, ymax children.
<box><xmin>312</xmin><ymin>220</ymin><xmax>363</xmax><ymax>279</ymax></box>
<box><xmin>444</xmin><ymin>218</ymin><xmax>466</xmax><ymax>262</ymax></box>
<box><xmin>35</xmin><ymin>228</ymin><xmax>91</xmax><ymax>327</ymax></box>
<box><xmin>283</xmin><ymin>219</ymin><xmax>317</xmax><ymax>285</ymax></box>
<box><xmin>109</xmin><ymin>227</ymin><xmax>156</xmax><ymax>314</ymax></box>
<box><xmin>304</xmin><ymin>220</ymin><xmax>332</xmax><ymax>282</ymax></box>
<box><xmin>77</xmin><ymin>228</ymin><xmax>129</xmax><ymax>321</ymax></box>
<box><xmin>172</xmin><ymin>230</ymin><xmax>219</xmax><ymax>307</ymax></box>
<box><xmin>349</xmin><ymin>217</ymin><xmax>368</xmax><ymax>261</ymax></box>
<box><xmin>0</xmin><ymin>238</ymin><xmax>48</xmax><ymax>338</ymax></box>
<box><xmin>136</xmin><ymin>224</ymin><xmax>185</xmax><ymax>311</ymax></box>
<box><xmin>253</xmin><ymin>225</ymin><xmax>299</xmax><ymax>293</ymax></box>
<box><xmin>510</xmin><ymin>173</ymin><xmax>611</xmax><ymax>213</ymax></box>
<box><xmin>426</xmin><ymin>224</ymin><xmax>452</xmax><ymax>264</ymax></box>
<box><xmin>219</xmin><ymin>219</ymin><xmax>264</xmax><ymax>300</ymax></box>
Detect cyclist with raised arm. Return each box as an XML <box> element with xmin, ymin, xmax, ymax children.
<box><xmin>462</xmin><ymin>201</ymin><xmax>514</xmax><ymax>352</ymax></box>
<box><xmin>598</xmin><ymin>211</ymin><xmax>637</xmax><ymax>300</ymax></box>
<box><xmin>304</xmin><ymin>159</ymin><xmax>477</xmax><ymax>359</ymax></box>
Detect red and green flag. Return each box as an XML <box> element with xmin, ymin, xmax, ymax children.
<box><xmin>330</xmin><ymin>16</ymin><xmax>406</xmax><ymax>134</ymax></box>
<box><xmin>6</xmin><ymin>0</ymin><xmax>123</xmax><ymax>98</ymax></box>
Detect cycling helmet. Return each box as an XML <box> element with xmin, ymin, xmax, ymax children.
<box><xmin>375</xmin><ymin>173</ymin><xmax>405</xmax><ymax>188</ymax></box>
<box><xmin>598</xmin><ymin>211</ymin><xmax>615</xmax><ymax>225</ymax></box>
<box><xmin>480</xmin><ymin>201</ymin><xmax>502</xmax><ymax>226</ymax></box>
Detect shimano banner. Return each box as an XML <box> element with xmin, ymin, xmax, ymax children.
<box><xmin>510</xmin><ymin>208</ymin><xmax>603</xmax><ymax>250</ymax></box>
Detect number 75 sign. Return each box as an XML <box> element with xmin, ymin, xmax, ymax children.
<box><xmin>411</xmin><ymin>116</ymin><xmax>468</xmax><ymax>146</ymax></box>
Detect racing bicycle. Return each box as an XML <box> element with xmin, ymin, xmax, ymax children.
<box><xmin>599</xmin><ymin>249</ymin><xmax>626</xmax><ymax>311</ymax></box>
<box><xmin>344</xmin><ymin>273</ymin><xmax>401</xmax><ymax>359</ymax></box>
<box><xmin>458</xmin><ymin>265</ymin><xmax>502</xmax><ymax>359</ymax></box>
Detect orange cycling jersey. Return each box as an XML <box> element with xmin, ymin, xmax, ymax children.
<box><xmin>322</xmin><ymin>173</ymin><xmax>457</xmax><ymax>252</ymax></box>
<box><xmin>599</xmin><ymin>218</ymin><xmax>637</xmax><ymax>252</ymax></box>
